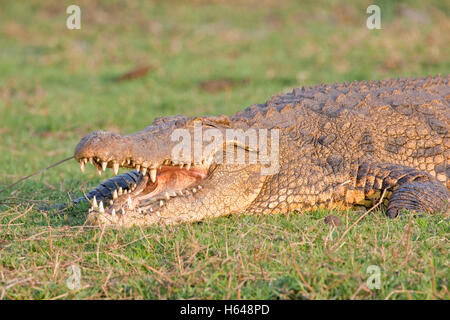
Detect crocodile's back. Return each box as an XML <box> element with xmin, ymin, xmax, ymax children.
<box><xmin>233</xmin><ymin>75</ymin><xmax>449</xmax><ymax>188</ymax></box>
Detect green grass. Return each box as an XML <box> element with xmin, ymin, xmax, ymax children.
<box><xmin>0</xmin><ymin>0</ymin><xmax>449</xmax><ymax>299</ymax></box>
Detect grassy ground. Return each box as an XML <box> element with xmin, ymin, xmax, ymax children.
<box><xmin>0</xmin><ymin>0</ymin><xmax>449</xmax><ymax>299</ymax></box>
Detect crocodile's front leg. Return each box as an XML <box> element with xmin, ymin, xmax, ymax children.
<box><xmin>343</xmin><ymin>162</ymin><xmax>448</xmax><ymax>216</ymax></box>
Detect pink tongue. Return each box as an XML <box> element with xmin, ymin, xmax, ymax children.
<box><xmin>136</xmin><ymin>167</ymin><xmax>206</xmax><ymax>201</ymax></box>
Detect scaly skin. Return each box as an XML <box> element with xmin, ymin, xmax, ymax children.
<box><xmin>73</xmin><ymin>75</ymin><xmax>449</xmax><ymax>227</ymax></box>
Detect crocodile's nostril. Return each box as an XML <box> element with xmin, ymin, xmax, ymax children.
<box><xmin>74</xmin><ymin>130</ymin><xmax>128</xmax><ymax>163</ymax></box>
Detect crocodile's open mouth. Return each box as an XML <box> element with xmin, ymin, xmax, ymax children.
<box><xmin>77</xmin><ymin>156</ymin><xmax>210</xmax><ymax>218</ymax></box>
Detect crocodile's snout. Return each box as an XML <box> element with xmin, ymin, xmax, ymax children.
<box><xmin>74</xmin><ymin>131</ymin><xmax>131</xmax><ymax>165</ymax></box>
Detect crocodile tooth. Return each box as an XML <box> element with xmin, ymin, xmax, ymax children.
<box><xmin>141</xmin><ymin>167</ymin><xmax>147</xmax><ymax>175</ymax></box>
<box><xmin>150</xmin><ymin>169</ymin><xmax>157</xmax><ymax>183</ymax></box>
<box><xmin>198</xmin><ymin>185</ymin><xmax>202</xmax><ymax>190</ymax></box>
<box><xmin>109</xmin><ymin>200</ymin><xmax>113</xmax><ymax>205</ymax></box>
<box><xmin>178</xmin><ymin>190</ymin><xmax>184</xmax><ymax>196</ymax></box>
<box><xmin>97</xmin><ymin>168</ymin><xmax>102</xmax><ymax>176</ymax></box>
<box><xmin>135</xmin><ymin>164</ymin><xmax>141</xmax><ymax>171</ymax></box>
<box><xmin>192</xmin><ymin>188</ymin><xmax>197</xmax><ymax>193</ymax></box>
<box><xmin>111</xmin><ymin>209</ymin><xmax>116</xmax><ymax>217</ymax></box>
<box><xmin>137</xmin><ymin>208</ymin><xmax>142</xmax><ymax>214</ymax></box>
<box><xmin>102</xmin><ymin>161</ymin><xmax>107</xmax><ymax>171</ymax></box>
<box><xmin>127</xmin><ymin>196</ymin><xmax>133</xmax><ymax>209</ymax></box>
<box><xmin>113</xmin><ymin>162</ymin><xmax>119</xmax><ymax>175</ymax></box>
<box><xmin>170</xmin><ymin>191</ymin><xmax>177</xmax><ymax>197</ymax></box>
<box><xmin>99</xmin><ymin>201</ymin><xmax>105</xmax><ymax>213</ymax></box>
<box><xmin>79</xmin><ymin>161</ymin><xmax>85</xmax><ymax>173</ymax></box>
<box><xmin>118</xmin><ymin>187</ymin><xmax>123</xmax><ymax>196</ymax></box>
<box><xmin>92</xmin><ymin>196</ymin><xmax>98</xmax><ymax>208</ymax></box>
<box><xmin>186</xmin><ymin>163</ymin><xmax>191</xmax><ymax>170</ymax></box>
<box><xmin>164</xmin><ymin>192</ymin><xmax>170</xmax><ymax>200</ymax></box>
<box><xmin>179</xmin><ymin>163</ymin><xmax>184</xmax><ymax>169</ymax></box>
<box><xmin>159</xmin><ymin>200</ymin><xmax>164</xmax><ymax>207</ymax></box>
<box><xmin>113</xmin><ymin>190</ymin><xmax>118</xmax><ymax>199</ymax></box>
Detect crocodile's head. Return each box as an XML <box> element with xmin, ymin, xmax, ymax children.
<box><xmin>74</xmin><ymin>115</ymin><xmax>276</xmax><ymax>227</ymax></box>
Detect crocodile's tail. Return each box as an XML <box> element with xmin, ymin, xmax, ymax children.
<box><xmin>42</xmin><ymin>171</ymin><xmax>143</xmax><ymax>211</ymax></box>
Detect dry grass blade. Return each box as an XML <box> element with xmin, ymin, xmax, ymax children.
<box><xmin>332</xmin><ymin>189</ymin><xmax>387</xmax><ymax>250</ymax></box>
<box><xmin>114</xmin><ymin>65</ymin><xmax>153</xmax><ymax>82</ymax></box>
<box><xmin>0</xmin><ymin>156</ymin><xmax>74</xmax><ymax>195</ymax></box>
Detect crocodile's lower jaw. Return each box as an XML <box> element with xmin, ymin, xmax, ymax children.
<box><xmin>82</xmin><ymin>159</ymin><xmax>209</xmax><ymax>225</ymax></box>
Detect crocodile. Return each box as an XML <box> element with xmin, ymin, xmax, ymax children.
<box><xmin>72</xmin><ymin>75</ymin><xmax>449</xmax><ymax>227</ymax></box>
